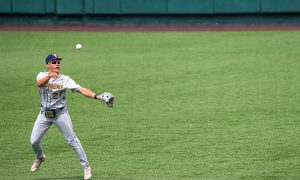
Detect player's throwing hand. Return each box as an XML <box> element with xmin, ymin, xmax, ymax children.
<box><xmin>48</xmin><ymin>72</ymin><xmax>59</xmax><ymax>79</ymax></box>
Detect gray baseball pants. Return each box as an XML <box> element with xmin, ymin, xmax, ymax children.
<box><xmin>30</xmin><ymin>109</ymin><xmax>89</xmax><ymax>169</ymax></box>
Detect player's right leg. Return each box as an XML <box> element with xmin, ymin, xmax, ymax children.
<box><xmin>30</xmin><ymin>113</ymin><xmax>52</xmax><ymax>172</ymax></box>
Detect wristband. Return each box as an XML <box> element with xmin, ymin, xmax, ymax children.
<box><xmin>93</xmin><ymin>93</ymin><xmax>97</xmax><ymax>99</ymax></box>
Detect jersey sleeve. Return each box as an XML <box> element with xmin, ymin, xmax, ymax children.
<box><xmin>65</xmin><ymin>77</ymin><xmax>81</xmax><ymax>92</ymax></box>
<box><xmin>36</xmin><ymin>72</ymin><xmax>47</xmax><ymax>80</ymax></box>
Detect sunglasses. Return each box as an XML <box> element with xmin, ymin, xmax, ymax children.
<box><xmin>50</xmin><ymin>61</ymin><xmax>60</xmax><ymax>64</ymax></box>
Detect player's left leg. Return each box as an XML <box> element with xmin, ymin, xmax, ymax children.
<box><xmin>54</xmin><ymin>110</ymin><xmax>91</xmax><ymax>179</ymax></box>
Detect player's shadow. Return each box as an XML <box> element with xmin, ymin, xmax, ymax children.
<box><xmin>36</xmin><ymin>176</ymin><xmax>133</xmax><ymax>180</ymax></box>
<box><xmin>36</xmin><ymin>176</ymin><xmax>82</xmax><ymax>180</ymax></box>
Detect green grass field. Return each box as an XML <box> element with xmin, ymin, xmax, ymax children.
<box><xmin>0</xmin><ymin>31</ymin><xmax>300</xmax><ymax>179</ymax></box>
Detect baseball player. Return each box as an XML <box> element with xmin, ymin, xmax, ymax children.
<box><xmin>30</xmin><ymin>54</ymin><xmax>114</xmax><ymax>180</ymax></box>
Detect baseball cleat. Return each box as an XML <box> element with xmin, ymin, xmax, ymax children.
<box><xmin>84</xmin><ymin>166</ymin><xmax>92</xmax><ymax>180</ymax></box>
<box><xmin>31</xmin><ymin>155</ymin><xmax>46</xmax><ymax>172</ymax></box>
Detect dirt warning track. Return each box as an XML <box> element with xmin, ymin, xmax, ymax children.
<box><xmin>1</xmin><ymin>24</ymin><xmax>300</xmax><ymax>32</ymax></box>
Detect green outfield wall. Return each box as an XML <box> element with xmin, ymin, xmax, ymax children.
<box><xmin>1</xmin><ymin>0</ymin><xmax>300</xmax><ymax>25</ymax></box>
<box><xmin>1</xmin><ymin>0</ymin><xmax>300</xmax><ymax>15</ymax></box>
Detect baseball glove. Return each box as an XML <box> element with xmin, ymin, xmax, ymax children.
<box><xmin>98</xmin><ymin>92</ymin><xmax>114</xmax><ymax>108</ymax></box>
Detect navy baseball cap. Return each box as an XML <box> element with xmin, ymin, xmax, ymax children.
<box><xmin>45</xmin><ymin>54</ymin><xmax>62</xmax><ymax>64</ymax></box>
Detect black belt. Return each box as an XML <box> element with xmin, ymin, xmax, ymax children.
<box><xmin>41</xmin><ymin>105</ymin><xmax>64</xmax><ymax>111</ymax></box>
<box><xmin>47</xmin><ymin>107</ymin><xmax>64</xmax><ymax>112</ymax></box>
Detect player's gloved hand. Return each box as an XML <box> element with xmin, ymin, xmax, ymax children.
<box><xmin>98</xmin><ymin>92</ymin><xmax>114</xmax><ymax>108</ymax></box>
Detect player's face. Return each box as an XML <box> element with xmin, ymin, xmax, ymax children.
<box><xmin>47</xmin><ymin>60</ymin><xmax>61</xmax><ymax>73</ymax></box>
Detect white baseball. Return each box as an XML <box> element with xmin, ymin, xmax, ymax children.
<box><xmin>76</xmin><ymin>43</ymin><xmax>82</xmax><ymax>49</ymax></box>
